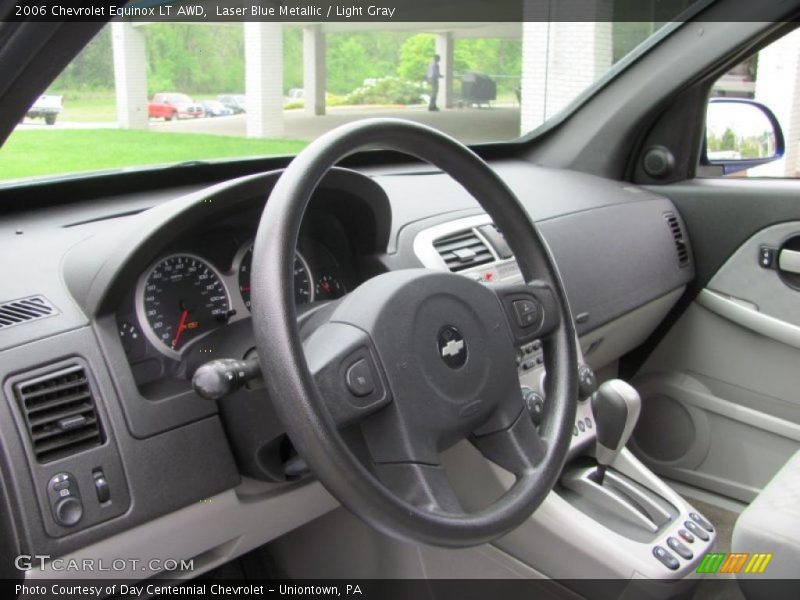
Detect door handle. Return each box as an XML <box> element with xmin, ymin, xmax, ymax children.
<box><xmin>778</xmin><ymin>248</ymin><xmax>800</xmax><ymax>274</ymax></box>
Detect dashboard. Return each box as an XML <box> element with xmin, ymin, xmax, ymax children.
<box><xmin>0</xmin><ymin>159</ymin><xmax>694</xmax><ymax>579</ymax></box>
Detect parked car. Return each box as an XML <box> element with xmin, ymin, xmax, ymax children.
<box><xmin>285</xmin><ymin>88</ymin><xmax>304</xmax><ymax>101</ymax></box>
<box><xmin>200</xmin><ymin>100</ymin><xmax>234</xmax><ymax>117</ymax></box>
<box><xmin>217</xmin><ymin>93</ymin><xmax>246</xmax><ymax>114</ymax></box>
<box><xmin>25</xmin><ymin>94</ymin><xmax>62</xmax><ymax>125</ymax></box>
<box><xmin>148</xmin><ymin>93</ymin><xmax>204</xmax><ymax>120</ymax></box>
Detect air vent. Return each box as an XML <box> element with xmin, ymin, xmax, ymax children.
<box><xmin>13</xmin><ymin>364</ymin><xmax>104</xmax><ymax>463</ymax></box>
<box><xmin>0</xmin><ymin>295</ymin><xmax>57</xmax><ymax>330</ymax></box>
<box><xmin>433</xmin><ymin>229</ymin><xmax>495</xmax><ymax>272</ymax></box>
<box><xmin>664</xmin><ymin>213</ymin><xmax>690</xmax><ymax>267</ymax></box>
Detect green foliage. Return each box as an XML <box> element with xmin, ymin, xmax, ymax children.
<box><xmin>398</xmin><ymin>34</ymin><xmax>435</xmax><ymax>81</ymax></box>
<box><xmin>48</xmin><ymin>25</ymin><xmax>525</xmax><ymax>104</ymax></box>
<box><xmin>50</xmin><ymin>26</ymin><xmax>114</xmax><ymax>95</ymax></box>
<box><xmin>143</xmin><ymin>24</ymin><xmax>244</xmax><ymax>96</ymax></box>
<box><xmin>345</xmin><ymin>77</ymin><xmax>425</xmax><ymax>105</ymax></box>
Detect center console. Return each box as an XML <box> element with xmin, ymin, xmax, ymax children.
<box><xmin>415</xmin><ymin>214</ymin><xmax>716</xmax><ymax>594</ymax></box>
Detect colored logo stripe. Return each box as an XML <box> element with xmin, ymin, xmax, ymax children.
<box><xmin>696</xmin><ymin>552</ymin><xmax>773</xmax><ymax>574</ymax></box>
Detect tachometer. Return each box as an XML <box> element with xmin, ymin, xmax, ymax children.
<box><xmin>136</xmin><ymin>254</ymin><xmax>230</xmax><ymax>358</ymax></box>
<box><xmin>238</xmin><ymin>245</ymin><xmax>313</xmax><ymax>309</ymax></box>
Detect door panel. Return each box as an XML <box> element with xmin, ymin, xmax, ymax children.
<box><xmin>632</xmin><ymin>184</ymin><xmax>800</xmax><ymax>503</ymax></box>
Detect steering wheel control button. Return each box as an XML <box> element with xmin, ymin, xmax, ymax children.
<box><xmin>577</xmin><ymin>364</ymin><xmax>598</xmax><ymax>398</ymax></box>
<box><xmin>522</xmin><ymin>388</ymin><xmax>545</xmax><ymax>425</ymax></box>
<box><xmin>47</xmin><ymin>472</ymin><xmax>83</xmax><ymax>527</ymax></box>
<box><xmin>437</xmin><ymin>325</ymin><xmax>467</xmax><ymax>369</ymax></box>
<box><xmin>690</xmin><ymin>512</ymin><xmax>714</xmax><ymax>532</ymax></box>
<box><xmin>653</xmin><ymin>546</ymin><xmax>679</xmax><ymax>570</ymax></box>
<box><xmin>345</xmin><ymin>359</ymin><xmax>375</xmax><ymax>397</ymax></box>
<box><xmin>678</xmin><ymin>528</ymin><xmax>695</xmax><ymax>544</ymax></box>
<box><xmin>667</xmin><ymin>536</ymin><xmax>693</xmax><ymax>560</ymax></box>
<box><xmin>513</xmin><ymin>299</ymin><xmax>539</xmax><ymax>328</ymax></box>
<box><xmin>684</xmin><ymin>520</ymin><xmax>710</xmax><ymax>541</ymax></box>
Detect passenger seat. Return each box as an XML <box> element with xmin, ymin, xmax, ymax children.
<box><xmin>732</xmin><ymin>450</ymin><xmax>800</xmax><ymax>597</ymax></box>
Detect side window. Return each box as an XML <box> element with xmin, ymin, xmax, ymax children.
<box><xmin>702</xmin><ymin>28</ymin><xmax>800</xmax><ymax>178</ymax></box>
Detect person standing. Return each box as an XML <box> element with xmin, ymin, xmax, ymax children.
<box><xmin>426</xmin><ymin>54</ymin><xmax>442</xmax><ymax>111</ymax></box>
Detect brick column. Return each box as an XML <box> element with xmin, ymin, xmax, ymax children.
<box><xmin>111</xmin><ymin>22</ymin><xmax>148</xmax><ymax>129</ymax></box>
<box><xmin>303</xmin><ymin>25</ymin><xmax>326</xmax><ymax>116</ymax></box>
<box><xmin>520</xmin><ymin>22</ymin><xmax>613</xmax><ymax>135</ymax></box>
<box><xmin>244</xmin><ymin>22</ymin><xmax>284</xmax><ymax>138</ymax></box>
<box><xmin>435</xmin><ymin>32</ymin><xmax>454</xmax><ymax>109</ymax></box>
<box><xmin>754</xmin><ymin>29</ymin><xmax>800</xmax><ymax>177</ymax></box>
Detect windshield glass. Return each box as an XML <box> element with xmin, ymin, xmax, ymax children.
<box><xmin>0</xmin><ymin>19</ymin><xmax>680</xmax><ymax>182</ymax></box>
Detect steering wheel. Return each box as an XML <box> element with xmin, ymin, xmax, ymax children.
<box><xmin>251</xmin><ymin>119</ymin><xmax>578</xmax><ymax>548</ymax></box>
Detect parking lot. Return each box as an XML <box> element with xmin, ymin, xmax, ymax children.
<box><xmin>19</xmin><ymin>105</ymin><xmax>523</xmax><ymax>145</ymax></box>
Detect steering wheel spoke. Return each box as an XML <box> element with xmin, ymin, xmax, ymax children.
<box><xmin>471</xmin><ymin>409</ymin><xmax>548</xmax><ymax>478</ymax></box>
<box><xmin>373</xmin><ymin>461</ymin><xmax>464</xmax><ymax>515</ymax></box>
<box><xmin>303</xmin><ymin>321</ymin><xmax>392</xmax><ymax>427</ymax></box>
<box><xmin>490</xmin><ymin>280</ymin><xmax>561</xmax><ymax>346</ymax></box>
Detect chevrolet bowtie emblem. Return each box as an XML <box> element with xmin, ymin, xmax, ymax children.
<box><xmin>441</xmin><ymin>339</ymin><xmax>465</xmax><ymax>358</ymax></box>
<box><xmin>437</xmin><ymin>326</ymin><xmax>468</xmax><ymax>369</ymax></box>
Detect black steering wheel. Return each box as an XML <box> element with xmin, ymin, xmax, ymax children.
<box><xmin>251</xmin><ymin>119</ymin><xmax>578</xmax><ymax>548</ymax></box>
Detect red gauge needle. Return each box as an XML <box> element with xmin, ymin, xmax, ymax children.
<box><xmin>171</xmin><ymin>309</ymin><xmax>189</xmax><ymax>349</ymax></box>
<box><xmin>320</xmin><ymin>282</ymin><xmax>331</xmax><ymax>293</ymax></box>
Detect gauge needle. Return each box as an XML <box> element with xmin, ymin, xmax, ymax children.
<box><xmin>172</xmin><ymin>309</ymin><xmax>189</xmax><ymax>349</ymax></box>
<box><xmin>320</xmin><ymin>281</ymin><xmax>331</xmax><ymax>293</ymax></box>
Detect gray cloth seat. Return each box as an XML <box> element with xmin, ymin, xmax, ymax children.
<box><xmin>732</xmin><ymin>449</ymin><xmax>800</xmax><ymax>594</ymax></box>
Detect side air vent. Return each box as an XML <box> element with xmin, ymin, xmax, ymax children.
<box><xmin>13</xmin><ymin>364</ymin><xmax>104</xmax><ymax>463</ymax></box>
<box><xmin>664</xmin><ymin>213</ymin><xmax>690</xmax><ymax>267</ymax></box>
<box><xmin>0</xmin><ymin>295</ymin><xmax>57</xmax><ymax>330</ymax></box>
<box><xmin>433</xmin><ymin>229</ymin><xmax>495</xmax><ymax>272</ymax></box>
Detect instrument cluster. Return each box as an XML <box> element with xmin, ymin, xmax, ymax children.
<box><xmin>116</xmin><ymin>232</ymin><xmax>351</xmax><ymax>378</ymax></box>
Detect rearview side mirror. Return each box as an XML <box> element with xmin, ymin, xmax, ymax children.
<box><xmin>704</xmin><ymin>98</ymin><xmax>785</xmax><ymax>175</ymax></box>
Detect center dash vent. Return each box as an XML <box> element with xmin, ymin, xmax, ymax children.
<box><xmin>13</xmin><ymin>363</ymin><xmax>104</xmax><ymax>463</ymax></box>
<box><xmin>664</xmin><ymin>213</ymin><xmax>690</xmax><ymax>267</ymax></box>
<box><xmin>433</xmin><ymin>229</ymin><xmax>495</xmax><ymax>272</ymax></box>
<box><xmin>0</xmin><ymin>295</ymin><xmax>57</xmax><ymax>330</ymax></box>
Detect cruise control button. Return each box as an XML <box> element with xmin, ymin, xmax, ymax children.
<box><xmin>684</xmin><ymin>520</ymin><xmax>709</xmax><ymax>541</ymax></box>
<box><xmin>690</xmin><ymin>512</ymin><xmax>714</xmax><ymax>532</ymax></box>
<box><xmin>653</xmin><ymin>546</ymin><xmax>679</xmax><ymax>570</ymax></box>
<box><xmin>512</xmin><ymin>299</ymin><xmax>538</xmax><ymax>328</ymax></box>
<box><xmin>345</xmin><ymin>359</ymin><xmax>374</xmax><ymax>397</ymax></box>
<box><xmin>667</xmin><ymin>536</ymin><xmax>693</xmax><ymax>560</ymax></box>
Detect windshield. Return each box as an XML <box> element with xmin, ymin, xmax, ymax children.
<box><xmin>0</xmin><ymin>19</ymin><xmax>679</xmax><ymax>182</ymax></box>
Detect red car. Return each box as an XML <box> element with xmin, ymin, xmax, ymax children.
<box><xmin>148</xmin><ymin>93</ymin><xmax>204</xmax><ymax>120</ymax></box>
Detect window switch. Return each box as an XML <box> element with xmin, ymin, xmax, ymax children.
<box><xmin>93</xmin><ymin>470</ymin><xmax>110</xmax><ymax>504</ymax></box>
<box><xmin>759</xmin><ymin>246</ymin><xmax>777</xmax><ymax>269</ymax></box>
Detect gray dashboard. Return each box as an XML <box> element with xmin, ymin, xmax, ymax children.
<box><xmin>0</xmin><ymin>159</ymin><xmax>693</xmax><ymax>566</ymax></box>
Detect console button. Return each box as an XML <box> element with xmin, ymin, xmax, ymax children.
<box><xmin>522</xmin><ymin>388</ymin><xmax>545</xmax><ymax>426</ymax></box>
<box><xmin>667</xmin><ymin>536</ymin><xmax>693</xmax><ymax>560</ymax></box>
<box><xmin>678</xmin><ymin>529</ymin><xmax>695</xmax><ymax>544</ymax></box>
<box><xmin>54</xmin><ymin>496</ymin><xmax>83</xmax><ymax>527</ymax></box>
<box><xmin>684</xmin><ymin>520</ymin><xmax>709</xmax><ymax>541</ymax></box>
<box><xmin>512</xmin><ymin>299</ymin><xmax>538</xmax><ymax>328</ymax></box>
<box><xmin>578</xmin><ymin>421</ymin><xmax>586</xmax><ymax>432</ymax></box>
<box><xmin>585</xmin><ymin>417</ymin><xmax>593</xmax><ymax>429</ymax></box>
<box><xmin>345</xmin><ymin>359</ymin><xmax>375</xmax><ymax>397</ymax></box>
<box><xmin>93</xmin><ymin>471</ymin><xmax>110</xmax><ymax>504</ymax></box>
<box><xmin>690</xmin><ymin>512</ymin><xmax>714</xmax><ymax>532</ymax></box>
<box><xmin>653</xmin><ymin>546</ymin><xmax>679</xmax><ymax>570</ymax></box>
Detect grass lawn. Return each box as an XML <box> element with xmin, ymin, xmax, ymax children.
<box><xmin>0</xmin><ymin>129</ymin><xmax>308</xmax><ymax>181</ymax></box>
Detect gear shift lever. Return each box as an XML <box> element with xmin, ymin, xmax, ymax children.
<box><xmin>591</xmin><ymin>379</ymin><xmax>642</xmax><ymax>484</ymax></box>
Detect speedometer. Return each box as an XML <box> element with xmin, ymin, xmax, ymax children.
<box><xmin>136</xmin><ymin>254</ymin><xmax>230</xmax><ymax>358</ymax></box>
<box><xmin>238</xmin><ymin>245</ymin><xmax>313</xmax><ymax>309</ymax></box>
